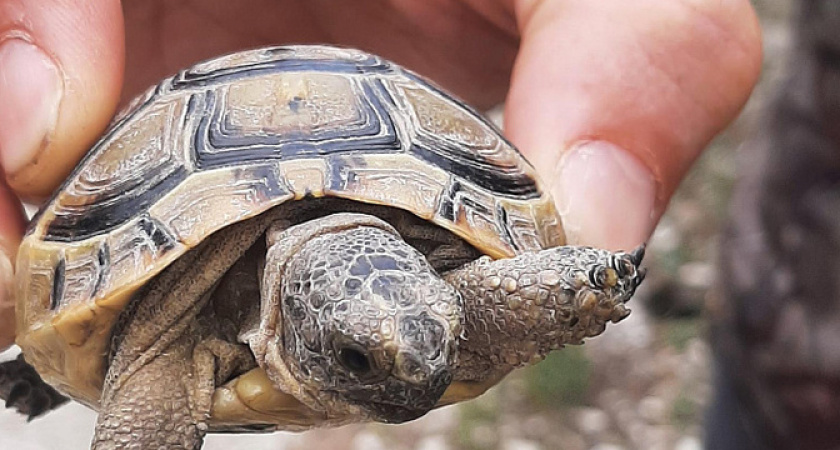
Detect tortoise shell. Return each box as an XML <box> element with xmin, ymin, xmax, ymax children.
<box><xmin>15</xmin><ymin>45</ymin><xmax>564</xmax><ymax>428</ymax></box>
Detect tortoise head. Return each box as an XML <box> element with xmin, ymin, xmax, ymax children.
<box><xmin>253</xmin><ymin>214</ymin><xmax>462</xmax><ymax>423</ymax></box>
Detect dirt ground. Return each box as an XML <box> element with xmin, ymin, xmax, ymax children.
<box><xmin>0</xmin><ymin>1</ymin><xmax>794</xmax><ymax>449</ymax></box>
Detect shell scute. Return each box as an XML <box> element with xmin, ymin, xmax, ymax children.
<box><xmin>149</xmin><ymin>164</ymin><xmax>293</xmax><ymax>245</ymax></box>
<box><xmin>42</xmin><ymin>99</ymin><xmax>189</xmax><ymax>242</ymax></box>
<box><xmin>167</xmin><ymin>46</ymin><xmax>394</xmax><ymax>92</ymax></box>
<box><xmin>389</xmin><ymin>78</ymin><xmax>540</xmax><ymax>198</ymax></box>
<box><xmin>191</xmin><ymin>76</ymin><xmax>400</xmax><ymax>169</ymax></box>
<box><xmin>326</xmin><ymin>153</ymin><xmax>448</xmax><ymax>219</ymax></box>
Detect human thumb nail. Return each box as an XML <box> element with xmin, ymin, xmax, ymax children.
<box><xmin>0</xmin><ymin>37</ymin><xmax>63</xmax><ymax>177</ymax></box>
<box><xmin>552</xmin><ymin>141</ymin><xmax>658</xmax><ymax>251</ymax></box>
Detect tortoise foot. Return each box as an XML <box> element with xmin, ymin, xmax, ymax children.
<box><xmin>0</xmin><ymin>354</ymin><xmax>68</xmax><ymax>420</ymax></box>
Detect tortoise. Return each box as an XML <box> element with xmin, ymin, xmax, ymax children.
<box><xmin>2</xmin><ymin>45</ymin><xmax>645</xmax><ymax>449</ymax></box>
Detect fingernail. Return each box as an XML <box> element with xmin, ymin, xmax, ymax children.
<box><xmin>0</xmin><ymin>38</ymin><xmax>63</xmax><ymax>175</ymax></box>
<box><xmin>0</xmin><ymin>248</ymin><xmax>15</xmax><ymax>351</ymax></box>
<box><xmin>553</xmin><ymin>141</ymin><xmax>657</xmax><ymax>250</ymax></box>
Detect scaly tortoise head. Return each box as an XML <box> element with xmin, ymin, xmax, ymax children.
<box><xmin>252</xmin><ymin>213</ymin><xmax>461</xmax><ymax>423</ymax></box>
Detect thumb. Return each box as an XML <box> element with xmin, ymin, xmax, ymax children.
<box><xmin>505</xmin><ymin>0</ymin><xmax>762</xmax><ymax>250</ymax></box>
<box><xmin>0</xmin><ymin>0</ymin><xmax>124</xmax><ymax>350</ymax></box>
<box><xmin>0</xmin><ymin>0</ymin><xmax>125</xmax><ymax>200</ymax></box>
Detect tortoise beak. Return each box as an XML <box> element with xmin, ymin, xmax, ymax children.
<box><xmin>342</xmin><ymin>366</ymin><xmax>452</xmax><ymax>423</ymax></box>
<box><xmin>370</xmin><ymin>368</ymin><xmax>452</xmax><ymax>423</ymax></box>
<box><xmin>371</xmin><ymin>403</ymin><xmax>430</xmax><ymax>424</ymax></box>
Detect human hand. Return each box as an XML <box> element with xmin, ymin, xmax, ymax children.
<box><xmin>0</xmin><ymin>0</ymin><xmax>761</xmax><ymax>351</ymax></box>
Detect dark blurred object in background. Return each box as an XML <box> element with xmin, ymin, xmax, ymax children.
<box><xmin>708</xmin><ymin>1</ymin><xmax>840</xmax><ymax>448</ymax></box>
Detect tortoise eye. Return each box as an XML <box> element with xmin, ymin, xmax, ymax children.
<box><xmin>338</xmin><ymin>347</ymin><xmax>372</xmax><ymax>375</ymax></box>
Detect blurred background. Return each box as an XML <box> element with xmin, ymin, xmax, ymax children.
<box><xmin>0</xmin><ymin>1</ymin><xmax>796</xmax><ymax>449</ymax></box>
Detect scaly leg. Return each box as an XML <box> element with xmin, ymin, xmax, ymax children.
<box><xmin>92</xmin><ymin>335</ymin><xmax>254</xmax><ymax>450</ymax></box>
<box><xmin>92</xmin><ymin>335</ymin><xmax>206</xmax><ymax>450</ymax></box>
<box><xmin>191</xmin><ymin>337</ymin><xmax>256</xmax><ymax>417</ymax></box>
<box><xmin>445</xmin><ymin>245</ymin><xmax>645</xmax><ymax>382</ymax></box>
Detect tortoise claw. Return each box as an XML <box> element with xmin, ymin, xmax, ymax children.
<box><xmin>629</xmin><ymin>244</ymin><xmax>646</xmax><ymax>266</ymax></box>
<box><xmin>0</xmin><ymin>354</ymin><xmax>68</xmax><ymax>420</ymax></box>
<box><xmin>6</xmin><ymin>380</ymin><xmax>32</xmax><ymax>406</ymax></box>
<box><xmin>636</xmin><ymin>267</ymin><xmax>647</xmax><ymax>287</ymax></box>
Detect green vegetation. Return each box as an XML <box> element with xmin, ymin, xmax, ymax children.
<box><xmin>662</xmin><ymin>318</ymin><xmax>703</xmax><ymax>352</ymax></box>
<box><xmin>456</xmin><ymin>391</ymin><xmax>500</xmax><ymax>450</ymax></box>
<box><xmin>523</xmin><ymin>346</ymin><xmax>592</xmax><ymax>409</ymax></box>
<box><xmin>671</xmin><ymin>391</ymin><xmax>699</xmax><ymax>431</ymax></box>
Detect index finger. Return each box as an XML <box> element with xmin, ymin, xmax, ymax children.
<box><xmin>505</xmin><ymin>0</ymin><xmax>762</xmax><ymax>250</ymax></box>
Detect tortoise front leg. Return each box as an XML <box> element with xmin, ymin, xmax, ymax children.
<box><xmin>92</xmin><ymin>335</ymin><xmax>255</xmax><ymax>450</ymax></box>
<box><xmin>91</xmin><ymin>209</ymin><xmax>287</xmax><ymax>449</ymax></box>
<box><xmin>93</xmin><ymin>334</ymin><xmax>208</xmax><ymax>450</ymax></box>
<box><xmin>445</xmin><ymin>245</ymin><xmax>645</xmax><ymax>382</ymax></box>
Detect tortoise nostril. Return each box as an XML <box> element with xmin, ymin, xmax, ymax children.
<box><xmin>394</xmin><ymin>351</ymin><xmax>429</xmax><ymax>385</ymax></box>
<box><xmin>338</xmin><ymin>347</ymin><xmax>372</xmax><ymax>375</ymax></box>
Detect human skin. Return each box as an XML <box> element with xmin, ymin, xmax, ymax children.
<box><xmin>0</xmin><ymin>0</ymin><xmax>762</xmax><ymax>351</ymax></box>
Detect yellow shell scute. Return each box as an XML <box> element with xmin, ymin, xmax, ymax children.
<box><xmin>14</xmin><ymin>237</ymin><xmax>57</xmax><ymax>331</ymax></box>
<box><xmin>149</xmin><ymin>168</ymin><xmax>294</xmax><ymax>247</ymax></box>
<box><xmin>281</xmin><ymin>159</ymin><xmax>329</xmax><ymax>200</ymax></box>
<box><xmin>224</xmin><ymin>73</ymin><xmax>362</xmax><ymax>135</ymax></box>
<box><xmin>51</xmin><ymin>304</ymin><xmax>96</xmax><ymax>347</ymax></box>
<box><xmin>53</xmin><ymin>98</ymin><xmax>186</xmax><ymax>215</ymax></box>
<box><xmin>327</xmin><ymin>153</ymin><xmax>447</xmax><ymax>220</ymax></box>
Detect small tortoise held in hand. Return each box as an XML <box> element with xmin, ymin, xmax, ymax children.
<box><xmin>4</xmin><ymin>46</ymin><xmax>644</xmax><ymax>449</ymax></box>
